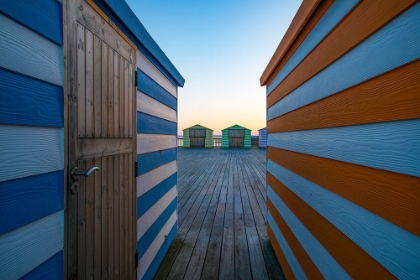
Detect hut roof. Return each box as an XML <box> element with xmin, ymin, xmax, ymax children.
<box><xmin>258</xmin><ymin>127</ymin><xmax>267</xmax><ymax>131</ymax></box>
<box><xmin>222</xmin><ymin>124</ymin><xmax>251</xmax><ymax>131</ymax></box>
<box><xmin>183</xmin><ymin>124</ymin><xmax>213</xmax><ymax>131</ymax></box>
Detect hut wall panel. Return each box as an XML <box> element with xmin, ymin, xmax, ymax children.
<box><xmin>183</xmin><ymin>129</ymin><xmax>190</xmax><ymax>148</ymax></box>
<box><xmin>262</xmin><ymin>1</ymin><xmax>420</xmax><ymax>278</ymax></box>
<box><xmin>205</xmin><ymin>129</ymin><xmax>213</xmax><ymax>148</ymax></box>
<box><xmin>244</xmin><ymin>129</ymin><xmax>251</xmax><ymax>148</ymax></box>
<box><xmin>259</xmin><ymin>128</ymin><xmax>267</xmax><ymax>148</ymax></box>
<box><xmin>136</xmin><ymin>49</ymin><xmax>178</xmax><ymax>276</ymax></box>
<box><xmin>0</xmin><ymin>3</ymin><xmax>64</xmax><ymax>277</ymax></box>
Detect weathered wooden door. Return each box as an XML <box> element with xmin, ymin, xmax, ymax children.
<box><xmin>66</xmin><ymin>0</ymin><xmax>136</xmax><ymax>279</ymax></box>
<box><xmin>228</xmin><ymin>129</ymin><xmax>245</xmax><ymax>147</ymax></box>
<box><xmin>190</xmin><ymin>129</ymin><xmax>205</xmax><ymax>147</ymax></box>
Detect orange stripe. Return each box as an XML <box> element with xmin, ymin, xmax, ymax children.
<box><xmin>267</xmin><ymin>173</ymin><xmax>396</xmax><ymax>279</ymax></box>
<box><xmin>268</xmin><ymin>59</ymin><xmax>420</xmax><ymax>133</ymax></box>
<box><xmin>260</xmin><ymin>0</ymin><xmax>321</xmax><ymax>85</ymax></box>
<box><xmin>265</xmin><ymin>0</ymin><xmax>334</xmax><ymax>87</ymax></box>
<box><xmin>267</xmin><ymin>0</ymin><xmax>416</xmax><ymax>107</ymax></box>
<box><xmin>267</xmin><ymin>147</ymin><xmax>420</xmax><ymax>236</ymax></box>
<box><xmin>268</xmin><ymin>200</ymin><xmax>323</xmax><ymax>279</ymax></box>
<box><xmin>267</xmin><ymin>224</ymin><xmax>296</xmax><ymax>280</ymax></box>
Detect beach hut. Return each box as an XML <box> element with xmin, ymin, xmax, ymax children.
<box><xmin>0</xmin><ymin>1</ymin><xmax>184</xmax><ymax>279</ymax></box>
<box><xmin>222</xmin><ymin>125</ymin><xmax>251</xmax><ymax>148</ymax></box>
<box><xmin>260</xmin><ymin>1</ymin><xmax>420</xmax><ymax>278</ymax></box>
<box><xmin>182</xmin><ymin>124</ymin><xmax>213</xmax><ymax>148</ymax></box>
<box><xmin>258</xmin><ymin>128</ymin><xmax>267</xmax><ymax>148</ymax></box>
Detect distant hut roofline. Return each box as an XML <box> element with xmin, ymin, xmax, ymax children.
<box><xmin>183</xmin><ymin>124</ymin><xmax>213</xmax><ymax>131</ymax></box>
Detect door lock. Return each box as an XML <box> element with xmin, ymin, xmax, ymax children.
<box><xmin>71</xmin><ymin>166</ymin><xmax>100</xmax><ymax>180</ymax></box>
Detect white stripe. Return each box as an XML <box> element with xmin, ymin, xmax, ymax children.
<box><xmin>0</xmin><ymin>211</ymin><xmax>64</xmax><ymax>279</ymax></box>
<box><xmin>136</xmin><ymin>50</ymin><xmax>177</xmax><ymax>97</ymax></box>
<box><xmin>137</xmin><ymin>91</ymin><xmax>177</xmax><ymax>122</ymax></box>
<box><xmin>137</xmin><ymin>161</ymin><xmax>177</xmax><ymax>197</ymax></box>
<box><xmin>0</xmin><ymin>125</ymin><xmax>64</xmax><ymax>183</ymax></box>
<box><xmin>0</xmin><ymin>14</ymin><xmax>63</xmax><ymax>86</ymax></box>
<box><xmin>137</xmin><ymin>186</ymin><xmax>177</xmax><ymax>241</ymax></box>
<box><xmin>137</xmin><ymin>211</ymin><xmax>177</xmax><ymax>279</ymax></box>
<box><xmin>137</xmin><ymin>134</ymin><xmax>176</xmax><ymax>155</ymax></box>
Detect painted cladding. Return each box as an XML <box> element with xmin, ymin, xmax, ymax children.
<box><xmin>0</xmin><ymin>1</ymin><xmax>64</xmax><ymax>279</ymax></box>
<box><xmin>259</xmin><ymin>128</ymin><xmax>267</xmax><ymax>148</ymax></box>
<box><xmin>182</xmin><ymin>124</ymin><xmax>213</xmax><ymax>148</ymax></box>
<box><xmin>262</xmin><ymin>1</ymin><xmax>420</xmax><ymax>279</ymax></box>
<box><xmin>221</xmin><ymin>125</ymin><xmax>251</xmax><ymax>148</ymax></box>
<box><xmin>136</xmin><ymin>49</ymin><xmax>179</xmax><ymax>280</ymax></box>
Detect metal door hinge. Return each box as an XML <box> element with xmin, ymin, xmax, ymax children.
<box><xmin>134</xmin><ymin>162</ymin><xmax>138</xmax><ymax>177</ymax></box>
<box><xmin>135</xmin><ymin>71</ymin><xmax>138</xmax><ymax>87</ymax></box>
<box><xmin>135</xmin><ymin>249</ymin><xmax>138</xmax><ymax>268</ymax></box>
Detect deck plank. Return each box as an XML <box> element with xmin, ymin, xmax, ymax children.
<box><xmin>154</xmin><ymin>148</ymin><xmax>283</xmax><ymax>280</ymax></box>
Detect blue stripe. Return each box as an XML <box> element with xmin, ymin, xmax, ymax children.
<box><xmin>0</xmin><ymin>68</ymin><xmax>63</xmax><ymax>127</ymax></box>
<box><xmin>267</xmin><ymin>185</ymin><xmax>350</xmax><ymax>279</ymax></box>
<box><xmin>137</xmin><ymin>148</ymin><xmax>177</xmax><ymax>176</ymax></box>
<box><xmin>267</xmin><ymin>160</ymin><xmax>420</xmax><ymax>279</ymax></box>
<box><xmin>21</xmin><ymin>251</ymin><xmax>63</xmax><ymax>280</ymax></box>
<box><xmin>267</xmin><ymin>212</ymin><xmax>307</xmax><ymax>279</ymax></box>
<box><xmin>267</xmin><ymin>0</ymin><xmax>359</xmax><ymax>95</ymax></box>
<box><xmin>137</xmin><ymin>198</ymin><xmax>177</xmax><ymax>260</ymax></box>
<box><xmin>143</xmin><ymin>222</ymin><xmax>178</xmax><ymax>280</ymax></box>
<box><xmin>137</xmin><ymin>70</ymin><xmax>177</xmax><ymax>110</ymax></box>
<box><xmin>0</xmin><ymin>0</ymin><xmax>63</xmax><ymax>45</ymax></box>
<box><xmin>137</xmin><ymin>173</ymin><xmax>177</xmax><ymax>219</ymax></box>
<box><xmin>268</xmin><ymin>119</ymin><xmax>420</xmax><ymax>177</ymax></box>
<box><xmin>268</xmin><ymin>3</ymin><xmax>420</xmax><ymax>120</ymax></box>
<box><xmin>0</xmin><ymin>170</ymin><xmax>64</xmax><ymax>235</ymax></box>
<box><xmin>137</xmin><ymin>112</ymin><xmax>177</xmax><ymax>135</ymax></box>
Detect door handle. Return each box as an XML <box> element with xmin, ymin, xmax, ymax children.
<box><xmin>71</xmin><ymin>166</ymin><xmax>100</xmax><ymax>179</ymax></box>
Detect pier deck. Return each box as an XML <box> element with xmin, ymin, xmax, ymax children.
<box><xmin>154</xmin><ymin>148</ymin><xmax>284</xmax><ymax>280</ymax></box>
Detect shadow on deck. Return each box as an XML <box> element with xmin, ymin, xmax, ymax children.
<box><xmin>154</xmin><ymin>148</ymin><xmax>285</xmax><ymax>280</ymax></box>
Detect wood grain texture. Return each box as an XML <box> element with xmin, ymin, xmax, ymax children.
<box><xmin>267</xmin><ymin>164</ymin><xmax>420</xmax><ymax>279</ymax></box>
<box><xmin>267</xmin><ymin>212</ymin><xmax>307</xmax><ymax>279</ymax></box>
<box><xmin>268</xmin><ymin>60</ymin><xmax>420</xmax><ymax>133</ymax></box>
<box><xmin>268</xmin><ymin>147</ymin><xmax>420</xmax><ymax>236</ymax></box>
<box><xmin>137</xmin><ymin>69</ymin><xmax>177</xmax><ymax>111</ymax></box>
<box><xmin>85</xmin><ymin>30</ymin><xmax>94</xmax><ymax>137</ymax></box>
<box><xmin>78</xmin><ymin>138</ymin><xmax>133</xmax><ymax>159</ymax></box>
<box><xmin>268</xmin><ymin>194</ymin><xmax>350</xmax><ymax>279</ymax></box>
<box><xmin>268</xmin><ymin>119</ymin><xmax>420</xmax><ymax>178</ymax></box>
<box><xmin>0</xmin><ymin>125</ymin><xmax>64</xmax><ymax>183</ymax></box>
<box><xmin>267</xmin><ymin>225</ymin><xmax>295</xmax><ymax>280</ymax></box>
<box><xmin>260</xmin><ymin>0</ymin><xmax>320</xmax><ymax>85</ymax></box>
<box><xmin>0</xmin><ymin>0</ymin><xmax>63</xmax><ymax>45</ymax></box>
<box><xmin>267</xmin><ymin>0</ymin><xmax>357</xmax><ymax>95</ymax></box>
<box><xmin>0</xmin><ymin>170</ymin><xmax>63</xmax><ymax>235</ymax></box>
<box><xmin>0</xmin><ymin>211</ymin><xmax>64</xmax><ymax>280</ymax></box>
<box><xmin>0</xmin><ymin>68</ymin><xmax>63</xmax><ymax>128</ymax></box>
<box><xmin>267</xmin><ymin>200</ymin><xmax>324</xmax><ymax>279</ymax></box>
<box><xmin>137</xmin><ymin>112</ymin><xmax>177</xmax><ymax>135</ymax></box>
<box><xmin>137</xmin><ymin>91</ymin><xmax>177</xmax><ymax>122</ymax></box>
<box><xmin>20</xmin><ymin>251</ymin><xmax>63</xmax><ymax>280</ymax></box>
<box><xmin>0</xmin><ymin>14</ymin><xmax>63</xmax><ymax>86</ymax></box>
<box><xmin>136</xmin><ymin>50</ymin><xmax>177</xmax><ymax>97</ymax></box>
<box><xmin>136</xmin><ymin>160</ymin><xmax>177</xmax><ymax>197</ymax></box>
<box><xmin>137</xmin><ymin>134</ymin><xmax>176</xmax><ymax>154</ymax></box>
<box><xmin>267</xmin><ymin>0</ymin><xmax>417</xmax><ymax>108</ymax></box>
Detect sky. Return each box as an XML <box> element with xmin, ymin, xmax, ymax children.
<box><xmin>125</xmin><ymin>0</ymin><xmax>302</xmax><ymax>135</ymax></box>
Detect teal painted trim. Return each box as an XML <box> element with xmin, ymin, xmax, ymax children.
<box><xmin>267</xmin><ymin>119</ymin><xmax>420</xmax><ymax>178</ymax></box>
<box><xmin>267</xmin><ymin>160</ymin><xmax>420</xmax><ymax>279</ymax></box>
<box><xmin>268</xmin><ymin>185</ymin><xmax>350</xmax><ymax>279</ymax></box>
<box><xmin>0</xmin><ymin>211</ymin><xmax>64</xmax><ymax>280</ymax></box>
<box><xmin>267</xmin><ymin>212</ymin><xmax>307</xmax><ymax>279</ymax></box>
<box><xmin>267</xmin><ymin>0</ymin><xmax>359</xmax><ymax>94</ymax></box>
<box><xmin>268</xmin><ymin>3</ymin><xmax>420</xmax><ymax>120</ymax></box>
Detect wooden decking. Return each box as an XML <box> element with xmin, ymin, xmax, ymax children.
<box><xmin>154</xmin><ymin>148</ymin><xmax>285</xmax><ymax>280</ymax></box>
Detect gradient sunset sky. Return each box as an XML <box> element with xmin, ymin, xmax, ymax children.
<box><xmin>125</xmin><ymin>0</ymin><xmax>302</xmax><ymax>135</ymax></box>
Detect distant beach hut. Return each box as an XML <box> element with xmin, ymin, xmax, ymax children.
<box><xmin>183</xmin><ymin>124</ymin><xmax>213</xmax><ymax>148</ymax></box>
<box><xmin>259</xmin><ymin>127</ymin><xmax>267</xmax><ymax>148</ymax></box>
<box><xmin>222</xmin><ymin>124</ymin><xmax>251</xmax><ymax>148</ymax></box>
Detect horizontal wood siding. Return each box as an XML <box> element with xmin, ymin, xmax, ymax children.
<box><xmin>259</xmin><ymin>128</ymin><xmax>267</xmax><ymax>148</ymax></box>
<box><xmin>222</xmin><ymin>125</ymin><xmax>252</xmax><ymax>148</ymax></box>
<box><xmin>136</xmin><ymin>49</ymin><xmax>178</xmax><ymax>279</ymax></box>
<box><xmin>262</xmin><ymin>1</ymin><xmax>420</xmax><ymax>278</ymax></box>
<box><xmin>205</xmin><ymin>129</ymin><xmax>213</xmax><ymax>148</ymax></box>
<box><xmin>0</xmin><ymin>2</ymin><xmax>64</xmax><ymax>278</ymax></box>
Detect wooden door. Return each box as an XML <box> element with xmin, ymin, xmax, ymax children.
<box><xmin>66</xmin><ymin>0</ymin><xmax>136</xmax><ymax>279</ymax></box>
<box><xmin>190</xmin><ymin>129</ymin><xmax>205</xmax><ymax>147</ymax></box>
<box><xmin>229</xmin><ymin>130</ymin><xmax>244</xmax><ymax>147</ymax></box>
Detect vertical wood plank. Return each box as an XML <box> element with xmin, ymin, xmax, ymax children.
<box><xmin>77</xmin><ymin>24</ymin><xmax>86</xmax><ymax>137</ymax></box>
<box><xmin>93</xmin><ymin>36</ymin><xmax>102</xmax><ymax>138</ymax></box>
<box><xmin>128</xmin><ymin>64</ymin><xmax>133</xmax><ymax>138</ymax></box>
<box><xmin>101</xmin><ymin>157</ymin><xmax>109</xmax><ymax>279</ymax></box>
<box><xmin>77</xmin><ymin>160</ymin><xmax>86</xmax><ymax>278</ymax></box>
<box><xmin>108</xmin><ymin>156</ymin><xmax>114</xmax><ymax>277</ymax></box>
<box><xmin>113</xmin><ymin>51</ymin><xmax>119</xmax><ymax>138</ymax></box>
<box><xmin>85</xmin><ymin>30</ymin><xmax>94</xmax><ymax>137</ymax></box>
<box><xmin>86</xmin><ymin>158</ymin><xmax>94</xmax><ymax>279</ymax></box>
<box><xmin>107</xmin><ymin>47</ymin><xmax>114</xmax><ymax>137</ymax></box>
<box><xmin>124</xmin><ymin>60</ymin><xmax>129</xmax><ymax>138</ymax></box>
<box><xmin>119</xmin><ymin>56</ymin><xmax>125</xmax><ymax>137</ymax></box>
<box><xmin>124</xmin><ymin>153</ymin><xmax>129</xmax><ymax>278</ymax></box>
<box><xmin>129</xmin><ymin>152</ymin><xmax>134</xmax><ymax>278</ymax></box>
<box><xmin>113</xmin><ymin>155</ymin><xmax>120</xmax><ymax>278</ymax></box>
<box><xmin>101</xmin><ymin>42</ymin><xmax>108</xmax><ymax>138</ymax></box>
<box><xmin>94</xmin><ymin>158</ymin><xmax>102</xmax><ymax>279</ymax></box>
<box><xmin>119</xmin><ymin>153</ymin><xmax>125</xmax><ymax>278</ymax></box>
